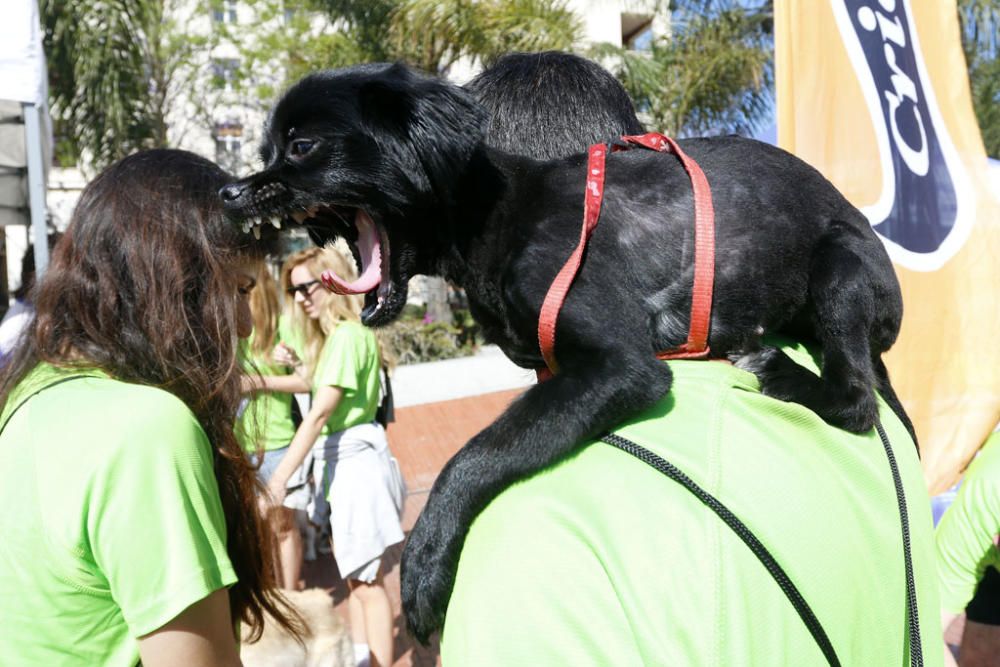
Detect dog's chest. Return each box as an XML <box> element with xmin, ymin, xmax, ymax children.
<box><xmin>464</xmin><ymin>287</ymin><xmax>540</xmax><ymax>369</ymax></box>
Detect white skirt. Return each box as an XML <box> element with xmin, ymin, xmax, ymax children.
<box><xmin>308</xmin><ymin>422</ymin><xmax>406</xmax><ymax>578</ymax></box>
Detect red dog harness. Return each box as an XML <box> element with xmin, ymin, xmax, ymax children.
<box><xmin>536</xmin><ymin>133</ymin><xmax>716</xmax><ymax>379</ymax></box>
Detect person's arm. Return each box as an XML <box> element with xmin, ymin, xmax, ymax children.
<box><xmin>89</xmin><ymin>394</ymin><xmax>239</xmax><ymax>658</ymax></box>
<box><xmin>243</xmin><ymin>372</ymin><xmax>311</xmax><ymax>394</ymax></box>
<box><xmin>265</xmin><ymin>384</ymin><xmax>343</xmax><ymax>504</ymax></box>
<box><xmin>137</xmin><ymin>589</ymin><xmax>241</xmax><ymax>667</ymax></box>
<box><xmin>935</xmin><ymin>449</ymin><xmax>1000</xmax><ymax>614</ymax></box>
<box><xmin>941</xmin><ymin>609</ymin><xmax>959</xmax><ymax>667</ymax></box>
<box><xmin>241</xmin><ymin>342</ymin><xmax>311</xmax><ymax>394</ymax></box>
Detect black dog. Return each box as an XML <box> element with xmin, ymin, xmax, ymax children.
<box><xmin>220</xmin><ymin>62</ymin><xmax>909</xmax><ymax>641</ymax></box>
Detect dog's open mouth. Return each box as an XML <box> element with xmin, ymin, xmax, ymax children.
<box><xmin>292</xmin><ymin>206</ymin><xmax>394</xmax><ymax>323</ymax></box>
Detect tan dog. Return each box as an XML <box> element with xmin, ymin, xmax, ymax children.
<box><xmin>241</xmin><ymin>588</ymin><xmax>353</xmax><ymax>667</ymax></box>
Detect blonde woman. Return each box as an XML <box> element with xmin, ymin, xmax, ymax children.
<box><xmin>238</xmin><ymin>263</ymin><xmax>308</xmax><ymax>591</ymax></box>
<box><xmin>249</xmin><ymin>246</ymin><xmax>405</xmax><ymax>667</ymax></box>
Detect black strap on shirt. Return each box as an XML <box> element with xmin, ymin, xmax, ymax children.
<box><xmin>874</xmin><ymin>420</ymin><xmax>924</xmax><ymax>666</ymax></box>
<box><xmin>601</xmin><ymin>420</ymin><xmax>922</xmax><ymax>667</ymax></box>
<box><xmin>0</xmin><ymin>375</ymin><xmax>92</xmax><ymax>435</ymax></box>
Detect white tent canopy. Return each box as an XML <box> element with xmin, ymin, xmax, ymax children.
<box><xmin>0</xmin><ymin>0</ymin><xmax>47</xmax><ymax>106</ymax></box>
<box><xmin>0</xmin><ymin>0</ymin><xmax>51</xmax><ymax>277</ymax></box>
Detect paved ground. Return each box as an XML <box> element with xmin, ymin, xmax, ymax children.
<box><xmin>301</xmin><ymin>490</ymin><xmax>439</xmax><ymax>667</ymax></box>
<box><xmin>301</xmin><ymin>387</ymin><xmax>525</xmax><ymax>667</ymax></box>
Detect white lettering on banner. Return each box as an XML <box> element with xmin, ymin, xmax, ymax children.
<box><xmin>829</xmin><ymin>0</ymin><xmax>973</xmax><ymax>272</ymax></box>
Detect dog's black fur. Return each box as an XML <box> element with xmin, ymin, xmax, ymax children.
<box><xmin>221</xmin><ymin>60</ymin><xmax>911</xmax><ymax>642</ymax></box>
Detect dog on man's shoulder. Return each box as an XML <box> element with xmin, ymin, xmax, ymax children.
<box><xmin>221</xmin><ymin>62</ymin><xmax>913</xmax><ymax>642</ymax></box>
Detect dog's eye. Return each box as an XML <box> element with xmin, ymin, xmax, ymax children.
<box><xmin>289</xmin><ymin>139</ymin><xmax>316</xmax><ymax>158</ymax></box>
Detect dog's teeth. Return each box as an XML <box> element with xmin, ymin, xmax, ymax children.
<box><xmin>252</xmin><ymin>225</ymin><xmax>261</xmax><ymax>240</ymax></box>
<box><xmin>241</xmin><ymin>220</ymin><xmax>250</xmax><ymax>234</ymax></box>
<box><xmin>271</xmin><ymin>217</ymin><xmax>282</xmax><ymax>229</ymax></box>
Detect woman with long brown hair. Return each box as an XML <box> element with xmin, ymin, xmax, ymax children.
<box><xmin>249</xmin><ymin>246</ymin><xmax>405</xmax><ymax>667</ymax></box>
<box><xmin>237</xmin><ymin>262</ymin><xmax>308</xmax><ymax>591</ymax></box>
<box><xmin>0</xmin><ymin>149</ymin><xmax>301</xmax><ymax>665</ymax></box>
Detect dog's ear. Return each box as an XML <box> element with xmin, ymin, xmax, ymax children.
<box><xmin>362</xmin><ymin>64</ymin><xmax>489</xmax><ymax>202</ymax></box>
<box><xmin>359</xmin><ymin>73</ymin><xmax>416</xmax><ymax>133</ymax></box>
<box><xmin>408</xmin><ymin>72</ymin><xmax>488</xmax><ymax>157</ymax></box>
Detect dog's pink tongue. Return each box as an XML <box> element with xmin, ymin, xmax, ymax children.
<box><xmin>321</xmin><ymin>210</ymin><xmax>382</xmax><ymax>295</ymax></box>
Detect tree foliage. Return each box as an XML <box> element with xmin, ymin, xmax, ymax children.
<box><xmin>958</xmin><ymin>0</ymin><xmax>1000</xmax><ymax>157</ymax></box>
<box><xmin>274</xmin><ymin>0</ymin><xmax>581</xmax><ymax>78</ymax></box>
<box><xmin>591</xmin><ymin>1</ymin><xmax>773</xmax><ymax>137</ymax></box>
<box><xmin>42</xmin><ymin>0</ymin><xmax>212</xmax><ymax>170</ymax></box>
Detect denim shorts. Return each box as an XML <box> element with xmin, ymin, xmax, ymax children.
<box><xmin>252</xmin><ymin>446</ymin><xmax>311</xmax><ymax>510</ymax></box>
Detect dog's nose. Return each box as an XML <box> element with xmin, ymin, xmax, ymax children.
<box><xmin>219</xmin><ymin>182</ymin><xmax>247</xmax><ymax>205</ymax></box>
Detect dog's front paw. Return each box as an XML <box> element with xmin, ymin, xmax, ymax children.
<box><xmin>400</xmin><ymin>511</ymin><xmax>461</xmax><ymax>644</ymax></box>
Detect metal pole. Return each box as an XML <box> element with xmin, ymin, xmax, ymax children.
<box><xmin>22</xmin><ymin>101</ymin><xmax>48</xmax><ymax>276</ymax></box>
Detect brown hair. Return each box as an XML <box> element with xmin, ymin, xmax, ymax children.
<box><xmin>0</xmin><ymin>149</ymin><xmax>302</xmax><ymax>641</ymax></box>
<box><xmin>248</xmin><ymin>262</ymin><xmax>282</xmax><ymax>357</ymax></box>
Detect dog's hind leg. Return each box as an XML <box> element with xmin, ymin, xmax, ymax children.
<box><xmin>400</xmin><ymin>347</ymin><xmax>671</xmax><ymax>642</ymax></box>
<box><xmin>740</xmin><ymin>221</ymin><xmax>902</xmax><ymax>435</ymax></box>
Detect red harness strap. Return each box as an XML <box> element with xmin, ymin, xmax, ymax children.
<box><xmin>536</xmin><ymin>133</ymin><xmax>716</xmax><ymax>380</ymax></box>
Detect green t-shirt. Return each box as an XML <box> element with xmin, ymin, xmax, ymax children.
<box><xmin>936</xmin><ymin>432</ymin><xmax>1000</xmax><ymax>613</ymax></box>
<box><xmin>442</xmin><ymin>342</ymin><xmax>941</xmax><ymax>666</ymax></box>
<box><xmin>313</xmin><ymin>321</ymin><xmax>380</xmax><ymax>435</ymax></box>
<box><xmin>237</xmin><ymin>321</ymin><xmax>298</xmax><ymax>453</ymax></box>
<box><xmin>278</xmin><ymin>315</ymin><xmax>306</xmax><ymax>362</ymax></box>
<box><xmin>0</xmin><ymin>363</ymin><xmax>237</xmax><ymax>666</ymax></box>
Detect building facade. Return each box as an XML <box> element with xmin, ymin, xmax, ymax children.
<box><xmin>7</xmin><ymin>0</ymin><xmax>664</xmax><ymax>301</ymax></box>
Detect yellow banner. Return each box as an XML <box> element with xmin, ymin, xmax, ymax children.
<box><xmin>775</xmin><ymin>0</ymin><xmax>1000</xmax><ymax>493</ymax></box>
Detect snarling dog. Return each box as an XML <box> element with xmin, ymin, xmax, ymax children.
<box><xmin>220</xmin><ymin>62</ymin><xmax>910</xmax><ymax>641</ymax></box>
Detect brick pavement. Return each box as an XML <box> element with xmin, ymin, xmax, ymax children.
<box><xmin>301</xmin><ymin>387</ymin><xmax>525</xmax><ymax>667</ymax></box>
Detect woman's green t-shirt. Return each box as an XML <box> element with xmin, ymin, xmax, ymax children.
<box><xmin>0</xmin><ymin>364</ymin><xmax>237</xmax><ymax>666</ymax></box>
<box><xmin>237</xmin><ymin>319</ymin><xmax>299</xmax><ymax>453</ymax></box>
<box><xmin>313</xmin><ymin>321</ymin><xmax>381</xmax><ymax>435</ymax></box>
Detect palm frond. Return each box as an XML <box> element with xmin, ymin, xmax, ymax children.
<box><xmin>475</xmin><ymin>0</ymin><xmax>583</xmax><ymax>64</ymax></box>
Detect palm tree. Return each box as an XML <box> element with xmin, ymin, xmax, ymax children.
<box><xmin>958</xmin><ymin>0</ymin><xmax>1000</xmax><ymax>157</ymax></box>
<box><xmin>389</xmin><ymin>0</ymin><xmax>581</xmax><ymax>75</ymax></box>
<box><xmin>270</xmin><ymin>0</ymin><xmax>582</xmax><ymax>79</ymax></box>
<box><xmin>591</xmin><ymin>1</ymin><xmax>773</xmax><ymax>137</ymax></box>
<box><xmin>269</xmin><ymin>0</ymin><xmax>584</xmax><ymax>324</ymax></box>
<box><xmin>42</xmin><ymin>0</ymin><xmax>213</xmax><ymax>170</ymax></box>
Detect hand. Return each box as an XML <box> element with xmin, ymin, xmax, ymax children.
<box><xmin>273</xmin><ymin>343</ymin><xmax>302</xmax><ymax>368</ymax></box>
<box><xmin>240</xmin><ymin>374</ymin><xmax>259</xmax><ymax>394</ymax></box>
<box><xmin>258</xmin><ymin>477</ymin><xmax>288</xmax><ymax>516</ymax></box>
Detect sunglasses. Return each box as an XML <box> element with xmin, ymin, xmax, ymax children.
<box><xmin>286</xmin><ymin>279</ymin><xmax>321</xmax><ymax>298</ymax></box>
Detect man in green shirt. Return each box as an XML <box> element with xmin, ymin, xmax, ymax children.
<box><xmin>936</xmin><ymin>431</ymin><xmax>1000</xmax><ymax>667</ymax></box>
<box><xmin>443</xmin><ymin>51</ymin><xmax>942</xmax><ymax>666</ymax></box>
<box><xmin>442</xmin><ymin>343</ymin><xmax>940</xmax><ymax>665</ymax></box>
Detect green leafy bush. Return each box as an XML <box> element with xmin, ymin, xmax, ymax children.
<box><xmin>381</xmin><ymin>306</ymin><xmax>483</xmax><ymax>365</ymax></box>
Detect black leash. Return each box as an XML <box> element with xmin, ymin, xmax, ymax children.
<box><xmin>874</xmin><ymin>421</ymin><xmax>924</xmax><ymax>667</ymax></box>
<box><xmin>602</xmin><ymin>422</ymin><xmax>923</xmax><ymax>666</ymax></box>
<box><xmin>601</xmin><ymin>432</ymin><xmax>841</xmax><ymax>666</ymax></box>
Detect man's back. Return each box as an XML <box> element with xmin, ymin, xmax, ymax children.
<box><xmin>442</xmin><ymin>341</ymin><xmax>940</xmax><ymax>665</ymax></box>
